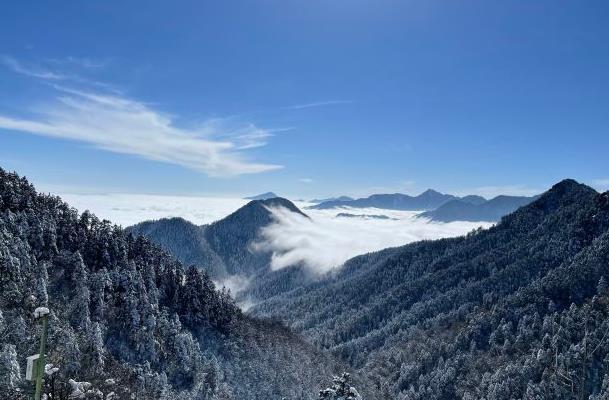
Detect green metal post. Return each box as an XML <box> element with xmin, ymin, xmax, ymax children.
<box><xmin>34</xmin><ymin>314</ymin><xmax>48</xmax><ymax>400</ymax></box>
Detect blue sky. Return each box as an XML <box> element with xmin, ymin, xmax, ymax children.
<box><xmin>1</xmin><ymin>1</ymin><xmax>608</xmax><ymax>199</ymax></box>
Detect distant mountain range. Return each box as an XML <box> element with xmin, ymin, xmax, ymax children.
<box><xmin>309</xmin><ymin>189</ymin><xmax>459</xmax><ymax>211</ymax></box>
<box><xmin>419</xmin><ymin>194</ymin><xmax>540</xmax><ymax>222</ymax></box>
<box><xmin>253</xmin><ymin>179</ymin><xmax>609</xmax><ymax>399</ymax></box>
<box><xmin>309</xmin><ymin>189</ymin><xmax>540</xmax><ymax>223</ymax></box>
<box><xmin>310</xmin><ymin>196</ymin><xmax>354</xmax><ymax>204</ymax></box>
<box><xmin>244</xmin><ymin>191</ymin><xmax>279</xmax><ymax>200</ymax></box>
<box><xmin>127</xmin><ymin>190</ymin><xmax>540</xmax><ymax>306</ymax></box>
<box><xmin>459</xmin><ymin>194</ymin><xmax>487</xmax><ymax>205</ymax></box>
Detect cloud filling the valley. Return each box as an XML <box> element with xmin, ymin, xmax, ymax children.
<box><xmin>56</xmin><ymin>193</ymin><xmax>492</xmax><ymax>274</ymax></box>
<box><xmin>255</xmin><ymin>203</ymin><xmax>492</xmax><ymax>274</ymax></box>
<box><xmin>59</xmin><ymin>193</ymin><xmax>249</xmax><ymax>227</ymax></box>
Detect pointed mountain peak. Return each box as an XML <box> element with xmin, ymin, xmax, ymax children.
<box><xmin>420</xmin><ymin>189</ymin><xmax>441</xmax><ymax>195</ymax></box>
<box><xmin>549</xmin><ymin>179</ymin><xmax>587</xmax><ymax>192</ymax></box>
<box><xmin>221</xmin><ymin>197</ymin><xmax>308</xmax><ymax>225</ymax></box>
<box><xmin>255</xmin><ymin>197</ymin><xmax>308</xmax><ymax>217</ymax></box>
<box><xmin>417</xmin><ymin>189</ymin><xmax>446</xmax><ymax>198</ymax></box>
<box><xmin>512</xmin><ymin>179</ymin><xmax>596</xmax><ymax>217</ymax></box>
<box><xmin>540</xmin><ymin>179</ymin><xmax>597</xmax><ymax>202</ymax></box>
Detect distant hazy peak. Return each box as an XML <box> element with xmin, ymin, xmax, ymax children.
<box><xmin>420</xmin><ymin>194</ymin><xmax>540</xmax><ymax>223</ymax></box>
<box><xmin>459</xmin><ymin>195</ymin><xmax>487</xmax><ymax>205</ymax></box>
<box><xmin>418</xmin><ymin>188</ymin><xmax>443</xmax><ymax>196</ymax></box>
<box><xmin>244</xmin><ymin>192</ymin><xmax>279</xmax><ymax>200</ymax></box>
<box><xmin>310</xmin><ymin>196</ymin><xmax>354</xmax><ymax>204</ymax></box>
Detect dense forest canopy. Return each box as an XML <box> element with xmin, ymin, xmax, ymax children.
<box><xmin>254</xmin><ymin>180</ymin><xmax>609</xmax><ymax>399</ymax></box>
<box><xmin>3</xmin><ymin>165</ymin><xmax>609</xmax><ymax>400</ymax></box>
<box><xmin>0</xmin><ymin>168</ymin><xmax>356</xmax><ymax>399</ymax></box>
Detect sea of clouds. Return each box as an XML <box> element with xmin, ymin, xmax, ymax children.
<box><xmin>59</xmin><ymin>193</ymin><xmax>249</xmax><ymax>227</ymax></box>
<box><xmin>257</xmin><ymin>203</ymin><xmax>492</xmax><ymax>273</ymax></box>
<box><xmin>60</xmin><ymin>193</ymin><xmax>492</xmax><ymax>274</ymax></box>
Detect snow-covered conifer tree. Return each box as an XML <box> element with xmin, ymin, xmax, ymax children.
<box><xmin>0</xmin><ymin>344</ymin><xmax>21</xmax><ymax>391</ymax></box>
<box><xmin>70</xmin><ymin>252</ymin><xmax>91</xmax><ymax>330</ymax></box>
<box><xmin>318</xmin><ymin>373</ymin><xmax>362</xmax><ymax>400</ymax></box>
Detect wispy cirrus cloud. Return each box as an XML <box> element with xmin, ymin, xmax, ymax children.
<box><xmin>1</xmin><ymin>55</ymin><xmax>67</xmax><ymax>80</ymax></box>
<box><xmin>220</xmin><ymin>124</ymin><xmax>291</xmax><ymax>150</ymax></box>
<box><xmin>48</xmin><ymin>56</ymin><xmax>110</xmax><ymax>69</ymax></box>
<box><xmin>0</xmin><ymin>82</ymin><xmax>282</xmax><ymax>176</ymax></box>
<box><xmin>2</xmin><ymin>55</ymin><xmax>122</xmax><ymax>93</ymax></box>
<box><xmin>285</xmin><ymin>100</ymin><xmax>353</xmax><ymax>110</ymax></box>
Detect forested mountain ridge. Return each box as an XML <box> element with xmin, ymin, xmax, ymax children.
<box><xmin>253</xmin><ymin>179</ymin><xmax>609</xmax><ymax>399</ymax></box>
<box><xmin>126</xmin><ymin>198</ymin><xmax>317</xmax><ymax>304</ymax></box>
<box><xmin>124</xmin><ymin>217</ymin><xmax>226</xmax><ymax>276</ymax></box>
<box><xmin>127</xmin><ymin>197</ymin><xmax>306</xmax><ymax>279</ymax></box>
<box><xmin>0</xmin><ymin>168</ymin><xmax>362</xmax><ymax>400</ymax></box>
<box><xmin>203</xmin><ymin>197</ymin><xmax>307</xmax><ymax>277</ymax></box>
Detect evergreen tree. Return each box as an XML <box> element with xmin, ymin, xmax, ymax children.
<box><xmin>319</xmin><ymin>373</ymin><xmax>362</xmax><ymax>400</ymax></box>
<box><xmin>597</xmin><ymin>276</ymin><xmax>608</xmax><ymax>296</ymax></box>
<box><xmin>85</xmin><ymin>322</ymin><xmax>105</xmax><ymax>370</ymax></box>
<box><xmin>0</xmin><ymin>344</ymin><xmax>21</xmax><ymax>391</ymax></box>
<box><xmin>70</xmin><ymin>252</ymin><xmax>91</xmax><ymax>331</ymax></box>
<box><xmin>35</xmin><ymin>261</ymin><xmax>49</xmax><ymax>305</ymax></box>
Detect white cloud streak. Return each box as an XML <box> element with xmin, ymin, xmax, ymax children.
<box><xmin>285</xmin><ymin>100</ymin><xmax>353</xmax><ymax>110</ymax></box>
<box><xmin>0</xmin><ymin>85</ymin><xmax>282</xmax><ymax>176</ymax></box>
<box><xmin>255</xmin><ymin>204</ymin><xmax>492</xmax><ymax>274</ymax></box>
<box><xmin>49</xmin><ymin>56</ymin><xmax>109</xmax><ymax>69</ymax></box>
<box><xmin>1</xmin><ymin>55</ymin><xmax>66</xmax><ymax>80</ymax></box>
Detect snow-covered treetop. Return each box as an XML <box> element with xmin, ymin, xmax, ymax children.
<box><xmin>319</xmin><ymin>373</ymin><xmax>362</xmax><ymax>400</ymax></box>
<box><xmin>68</xmin><ymin>379</ymin><xmax>92</xmax><ymax>399</ymax></box>
<box><xmin>34</xmin><ymin>307</ymin><xmax>50</xmax><ymax>318</ymax></box>
<box><xmin>45</xmin><ymin>363</ymin><xmax>59</xmax><ymax>376</ymax></box>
